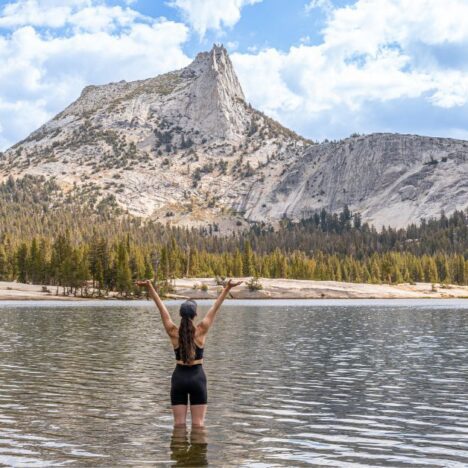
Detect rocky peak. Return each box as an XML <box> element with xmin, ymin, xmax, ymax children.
<box><xmin>0</xmin><ymin>44</ymin><xmax>301</xmax><ymax>229</ymax></box>
<box><xmin>181</xmin><ymin>44</ymin><xmax>248</xmax><ymax>141</ymax></box>
<box><xmin>188</xmin><ymin>44</ymin><xmax>245</xmax><ymax>101</ymax></box>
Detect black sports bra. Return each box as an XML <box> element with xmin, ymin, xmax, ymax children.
<box><xmin>174</xmin><ymin>344</ymin><xmax>204</xmax><ymax>361</ymax></box>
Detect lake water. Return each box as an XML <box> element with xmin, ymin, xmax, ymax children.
<box><xmin>0</xmin><ymin>299</ymin><xmax>467</xmax><ymax>467</ymax></box>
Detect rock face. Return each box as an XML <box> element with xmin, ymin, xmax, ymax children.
<box><xmin>245</xmin><ymin>133</ymin><xmax>468</xmax><ymax>228</ymax></box>
<box><xmin>0</xmin><ymin>45</ymin><xmax>467</xmax><ymax>230</ymax></box>
<box><xmin>183</xmin><ymin>47</ymin><xmax>247</xmax><ymax>141</ymax></box>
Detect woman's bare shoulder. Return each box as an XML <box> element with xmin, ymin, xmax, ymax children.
<box><xmin>195</xmin><ymin>323</ymin><xmax>207</xmax><ymax>334</ymax></box>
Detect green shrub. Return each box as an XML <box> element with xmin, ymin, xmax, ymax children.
<box><xmin>246</xmin><ymin>276</ymin><xmax>263</xmax><ymax>291</ymax></box>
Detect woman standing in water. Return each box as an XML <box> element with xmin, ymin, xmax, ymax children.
<box><xmin>135</xmin><ymin>278</ymin><xmax>242</xmax><ymax>427</ymax></box>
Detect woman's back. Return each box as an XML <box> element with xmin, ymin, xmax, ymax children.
<box><xmin>174</xmin><ymin>342</ymin><xmax>204</xmax><ymax>361</ymax></box>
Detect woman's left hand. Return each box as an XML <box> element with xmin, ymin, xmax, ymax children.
<box><xmin>225</xmin><ymin>279</ymin><xmax>243</xmax><ymax>290</ymax></box>
<box><xmin>135</xmin><ymin>279</ymin><xmax>151</xmax><ymax>288</ymax></box>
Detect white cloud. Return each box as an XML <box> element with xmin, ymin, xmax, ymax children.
<box><xmin>0</xmin><ymin>0</ymin><xmax>89</xmax><ymax>29</ymax></box>
<box><xmin>0</xmin><ymin>0</ymin><xmax>147</xmax><ymax>33</ymax></box>
<box><xmin>305</xmin><ymin>0</ymin><xmax>333</xmax><ymax>16</ymax></box>
<box><xmin>0</xmin><ymin>98</ymin><xmax>51</xmax><ymax>151</ymax></box>
<box><xmin>232</xmin><ymin>0</ymin><xmax>468</xmax><ymax>140</ymax></box>
<box><xmin>0</xmin><ymin>0</ymin><xmax>191</xmax><ymax>150</ymax></box>
<box><xmin>429</xmin><ymin>71</ymin><xmax>468</xmax><ymax>108</ymax></box>
<box><xmin>167</xmin><ymin>0</ymin><xmax>262</xmax><ymax>37</ymax></box>
<box><xmin>232</xmin><ymin>49</ymin><xmax>303</xmax><ymax>117</ymax></box>
<box><xmin>322</xmin><ymin>0</ymin><xmax>468</xmax><ymax>53</ymax></box>
<box><xmin>226</xmin><ymin>40</ymin><xmax>239</xmax><ymax>51</ymax></box>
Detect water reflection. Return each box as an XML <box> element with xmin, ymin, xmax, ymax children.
<box><xmin>170</xmin><ymin>425</ymin><xmax>208</xmax><ymax>466</ymax></box>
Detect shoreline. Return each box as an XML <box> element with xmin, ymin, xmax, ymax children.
<box><xmin>0</xmin><ymin>278</ymin><xmax>467</xmax><ymax>301</ymax></box>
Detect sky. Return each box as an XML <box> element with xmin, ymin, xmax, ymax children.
<box><xmin>0</xmin><ymin>0</ymin><xmax>467</xmax><ymax>150</ymax></box>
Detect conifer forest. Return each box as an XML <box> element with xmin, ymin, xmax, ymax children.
<box><xmin>0</xmin><ymin>175</ymin><xmax>467</xmax><ymax>297</ymax></box>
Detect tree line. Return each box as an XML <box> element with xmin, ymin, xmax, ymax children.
<box><xmin>0</xmin><ymin>231</ymin><xmax>466</xmax><ymax>298</ymax></box>
<box><xmin>0</xmin><ymin>175</ymin><xmax>467</xmax><ymax>296</ymax></box>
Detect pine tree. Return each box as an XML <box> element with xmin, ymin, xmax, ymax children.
<box><xmin>453</xmin><ymin>255</ymin><xmax>465</xmax><ymax>284</ymax></box>
<box><xmin>242</xmin><ymin>240</ymin><xmax>255</xmax><ymax>276</ymax></box>
<box><xmin>233</xmin><ymin>249</ymin><xmax>243</xmax><ymax>277</ymax></box>
<box><xmin>76</xmin><ymin>246</ymin><xmax>90</xmax><ymax>296</ymax></box>
<box><xmin>115</xmin><ymin>241</ymin><xmax>132</xmax><ymax>296</ymax></box>
<box><xmin>29</xmin><ymin>238</ymin><xmax>42</xmax><ymax>284</ymax></box>
<box><xmin>0</xmin><ymin>245</ymin><xmax>9</xmax><ymax>280</ymax></box>
<box><xmin>38</xmin><ymin>238</ymin><xmax>48</xmax><ymax>284</ymax></box>
<box><xmin>424</xmin><ymin>256</ymin><xmax>439</xmax><ymax>283</ymax></box>
<box><xmin>50</xmin><ymin>231</ymin><xmax>73</xmax><ymax>289</ymax></box>
<box><xmin>16</xmin><ymin>242</ymin><xmax>29</xmax><ymax>283</ymax></box>
<box><xmin>370</xmin><ymin>257</ymin><xmax>381</xmax><ymax>283</ymax></box>
<box><xmin>144</xmin><ymin>256</ymin><xmax>154</xmax><ymax>280</ymax></box>
<box><xmin>95</xmin><ymin>259</ymin><xmax>104</xmax><ymax>295</ymax></box>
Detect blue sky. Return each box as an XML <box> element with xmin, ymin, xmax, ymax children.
<box><xmin>0</xmin><ymin>0</ymin><xmax>467</xmax><ymax>150</ymax></box>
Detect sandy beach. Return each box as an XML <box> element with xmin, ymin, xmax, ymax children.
<box><xmin>0</xmin><ymin>281</ymin><xmax>93</xmax><ymax>301</ymax></box>
<box><xmin>1</xmin><ymin>278</ymin><xmax>467</xmax><ymax>301</ymax></box>
<box><xmin>168</xmin><ymin>277</ymin><xmax>468</xmax><ymax>300</ymax></box>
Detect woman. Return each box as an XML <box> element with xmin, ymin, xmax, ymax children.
<box><xmin>135</xmin><ymin>278</ymin><xmax>242</xmax><ymax>427</ymax></box>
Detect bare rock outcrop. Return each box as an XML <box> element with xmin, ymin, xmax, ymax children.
<box><xmin>244</xmin><ymin>133</ymin><xmax>468</xmax><ymax>228</ymax></box>
<box><xmin>0</xmin><ymin>45</ymin><xmax>466</xmax><ymax>230</ymax></box>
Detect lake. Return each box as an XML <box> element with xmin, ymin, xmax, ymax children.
<box><xmin>0</xmin><ymin>299</ymin><xmax>467</xmax><ymax>466</ymax></box>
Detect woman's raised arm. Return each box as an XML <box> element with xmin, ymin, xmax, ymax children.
<box><xmin>198</xmin><ymin>279</ymin><xmax>242</xmax><ymax>335</ymax></box>
<box><xmin>135</xmin><ymin>280</ymin><xmax>177</xmax><ymax>337</ymax></box>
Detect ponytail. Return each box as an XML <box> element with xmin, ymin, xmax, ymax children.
<box><xmin>178</xmin><ymin>315</ymin><xmax>196</xmax><ymax>364</ymax></box>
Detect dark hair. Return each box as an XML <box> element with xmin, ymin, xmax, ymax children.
<box><xmin>178</xmin><ymin>300</ymin><xmax>197</xmax><ymax>364</ymax></box>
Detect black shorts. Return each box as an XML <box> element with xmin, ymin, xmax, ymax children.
<box><xmin>171</xmin><ymin>363</ymin><xmax>208</xmax><ymax>406</ymax></box>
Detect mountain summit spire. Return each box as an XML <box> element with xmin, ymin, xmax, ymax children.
<box><xmin>182</xmin><ymin>44</ymin><xmax>247</xmax><ymax>140</ymax></box>
<box><xmin>188</xmin><ymin>44</ymin><xmax>245</xmax><ymax>102</ymax></box>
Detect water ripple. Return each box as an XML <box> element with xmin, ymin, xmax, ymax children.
<box><xmin>0</xmin><ymin>303</ymin><xmax>467</xmax><ymax>466</ymax></box>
